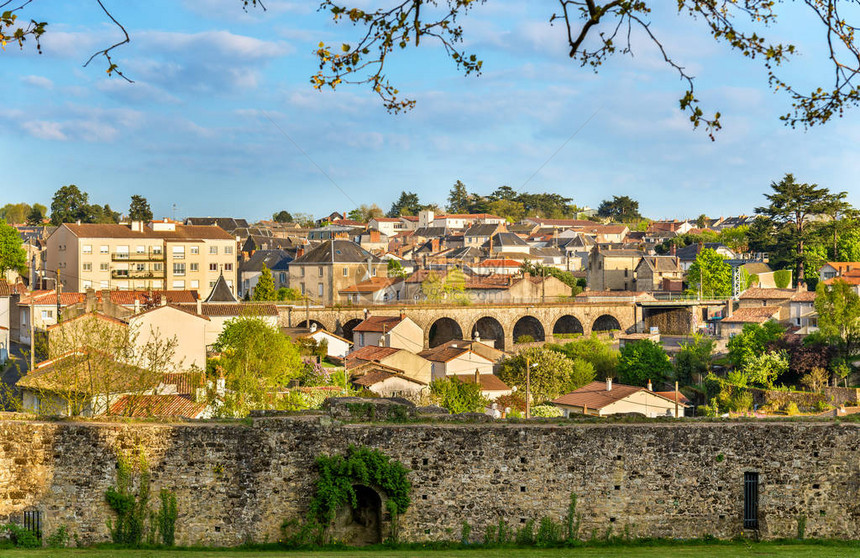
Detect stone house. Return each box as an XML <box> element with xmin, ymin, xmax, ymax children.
<box><xmin>718</xmin><ymin>306</ymin><xmax>782</xmax><ymax>338</ymax></box>
<box><xmin>634</xmin><ymin>256</ymin><xmax>683</xmax><ymax>293</ymax></box>
<box><xmin>350</xmin><ymin>365</ymin><xmax>427</xmax><ymax>398</ymax></box>
<box><xmin>369</xmin><ymin>217</ymin><xmax>410</xmax><ymax>237</ymax></box>
<box><xmin>338</xmin><ymin>277</ymin><xmax>405</xmax><ymax>305</ymax></box>
<box><xmin>418</xmin><ymin>341</ymin><xmax>497</xmax><ymax>380</ymax></box>
<box><xmin>238</xmin><ymin>249</ymin><xmax>292</xmax><ymax>299</ymax></box>
<box><xmin>552</xmin><ymin>378</ymin><xmax>686</xmax><ymax>418</ymax></box>
<box><xmin>789</xmin><ymin>290</ymin><xmax>818</xmax><ymax>335</ymax></box>
<box><xmin>737</xmin><ymin>288</ymin><xmax>797</xmax><ymax>321</ymax></box>
<box><xmin>289</xmin><ymin>240</ymin><xmax>386</xmax><ymax>304</ymax></box>
<box><xmin>587</xmin><ymin>247</ymin><xmax>644</xmax><ymax>291</ymax></box>
<box><xmin>819</xmin><ymin>262</ymin><xmax>860</xmax><ymax>282</ymax></box>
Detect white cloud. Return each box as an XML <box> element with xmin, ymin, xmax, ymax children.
<box><xmin>20</xmin><ymin>75</ymin><xmax>54</xmax><ymax>89</ymax></box>
<box><xmin>20</xmin><ymin>120</ymin><xmax>68</xmax><ymax>141</ymax></box>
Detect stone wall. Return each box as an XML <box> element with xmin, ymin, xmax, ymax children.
<box><xmin>2</xmin><ymin>415</ymin><xmax>860</xmax><ymax>546</ymax></box>
<box><xmin>824</xmin><ymin>387</ymin><xmax>860</xmax><ymax>407</ymax></box>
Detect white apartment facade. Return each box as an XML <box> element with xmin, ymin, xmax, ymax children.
<box><xmin>46</xmin><ymin>220</ymin><xmax>238</xmax><ymax>295</ymax></box>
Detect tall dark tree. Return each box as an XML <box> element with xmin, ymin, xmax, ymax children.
<box><xmin>387</xmin><ymin>191</ymin><xmax>422</xmax><ymax>217</ymax></box>
<box><xmin>90</xmin><ymin>204</ymin><xmax>120</xmax><ymax>224</ymax></box>
<box><xmin>489</xmin><ymin>185</ymin><xmax>517</xmax><ymax>202</ymax></box>
<box><xmin>26</xmin><ymin>205</ymin><xmax>45</xmax><ymax>225</ymax></box>
<box><xmin>273</xmin><ymin>210</ymin><xmax>293</xmax><ymax>223</ymax></box>
<box><xmin>50</xmin><ymin>185</ymin><xmax>91</xmax><ymax>225</ymax></box>
<box><xmin>446</xmin><ymin>180</ymin><xmax>470</xmax><ymax>214</ymax></box>
<box><xmin>755</xmin><ymin>174</ymin><xmax>841</xmax><ymax>285</ymax></box>
<box><xmin>597</xmin><ymin>195</ymin><xmax>641</xmax><ymax>222</ymax></box>
<box><xmin>128</xmin><ymin>195</ymin><xmax>153</xmax><ymax>222</ymax></box>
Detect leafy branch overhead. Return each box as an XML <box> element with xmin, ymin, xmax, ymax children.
<box><xmin>7</xmin><ymin>1</ymin><xmax>860</xmax><ymax>136</ymax></box>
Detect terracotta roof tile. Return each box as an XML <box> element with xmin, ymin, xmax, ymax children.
<box><xmin>739</xmin><ymin>288</ymin><xmax>796</xmax><ymax>300</ymax></box>
<box><xmin>61</xmin><ymin>222</ymin><xmax>233</xmax><ymax>240</ymax></box>
<box><xmin>451</xmin><ymin>373</ymin><xmax>511</xmax><ymax>391</ymax></box>
<box><xmin>353</xmin><ymin>315</ymin><xmax>404</xmax><ymax>332</ymax></box>
<box><xmin>345</xmin><ymin>345</ymin><xmax>401</xmax><ymax>367</ymax></box>
<box><xmin>552</xmin><ymin>381</ymin><xmax>677</xmax><ymax>410</ymax></box>
<box><xmin>721</xmin><ymin>306</ymin><xmax>781</xmax><ymax>324</ymax></box>
<box><xmin>108</xmin><ymin>394</ymin><xmax>207</xmax><ymax>418</ymax></box>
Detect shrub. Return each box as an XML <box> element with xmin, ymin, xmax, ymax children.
<box><xmin>535</xmin><ymin>516</ymin><xmax>563</xmax><ymax>546</ymax></box>
<box><xmin>1</xmin><ymin>524</ymin><xmax>41</xmax><ymax>548</ymax></box>
<box><xmin>515</xmin><ymin>334</ymin><xmax>535</xmax><ymax>344</ymax></box>
<box><xmin>515</xmin><ymin>519</ymin><xmax>535</xmax><ymax>545</ymax></box>
<box><xmin>784</xmin><ymin>401</ymin><xmax>800</xmax><ymax>416</ymax></box>
<box><xmin>45</xmin><ymin>525</ymin><xmax>69</xmax><ymax>548</ymax></box>
<box><xmin>429</xmin><ymin>377</ymin><xmax>488</xmax><ymax>414</ymax></box>
<box><xmin>530</xmin><ymin>404</ymin><xmax>563</xmax><ymax>418</ymax></box>
<box><xmin>499</xmin><ymin>347</ymin><xmax>594</xmax><ymax>403</ymax></box>
<box><xmin>105</xmin><ymin>451</ymin><xmax>151</xmax><ymax>546</ymax></box>
<box><xmin>617</xmin><ymin>340</ymin><xmax>672</xmax><ymax>387</ymax></box>
<box><xmin>156</xmin><ymin>489</ymin><xmax>178</xmax><ymax>546</ymax></box>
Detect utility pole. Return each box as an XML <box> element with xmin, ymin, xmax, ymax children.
<box><xmin>675</xmin><ymin>381</ymin><xmax>679</xmax><ymax>419</ymax></box>
<box><xmin>55</xmin><ymin>268</ymin><xmax>62</xmax><ymax>323</ymax></box>
<box><xmin>525</xmin><ymin>355</ymin><xmax>531</xmax><ymax>419</ymax></box>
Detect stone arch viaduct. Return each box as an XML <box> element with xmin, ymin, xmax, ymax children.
<box><xmin>278</xmin><ymin>302</ymin><xmax>640</xmax><ymax>351</ymax></box>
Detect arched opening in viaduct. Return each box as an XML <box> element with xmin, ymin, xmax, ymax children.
<box><xmin>512</xmin><ymin>316</ymin><xmax>545</xmax><ymax>343</ymax></box>
<box><xmin>339</xmin><ymin>318</ymin><xmax>364</xmax><ymax>341</ymax></box>
<box><xmin>471</xmin><ymin>316</ymin><xmax>506</xmax><ymax>351</ymax></box>
<box><xmin>297</xmin><ymin>319</ymin><xmax>327</xmax><ymax>332</ymax></box>
<box><xmin>552</xmin><ymin>315</ymin><xmax>583</xmax><ymax>339</ymax></box>
<box><xmin>592</xmin><ymin>314</ymin><xmax>621</xmax><ymax>333</ymax></box>
<box><xmin>428</xmin><ymin>317</ymin><xmax>463</xmax><ymax>347</ymax></box>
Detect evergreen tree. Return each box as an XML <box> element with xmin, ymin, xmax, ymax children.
<box><xmin>252</xmin><ymin>264</ymin><xmax>276</xmax><ymax>301</ymax></box>
<box><xmin>597</xmin><ymin>195</ymin><xmax>641</xmax><ymax>221</ymax></box>
<box><xmin>128</xmin><ymin>195</ymin><xmax>153</xmax><ymax>222</ymax></box>
<box><xmin>446</xmin><ymin>180</ymin><xmax>470</xmax><ymax>213</ymax></box>
<box><xmin>50</xmin><ymin>185</ymin><xmax>91</xmax><ymax>225</ymax></box>
<box><xmin>273</xmin><ymin>210</ymin><xmax>293</xmax><ymax>223</ymax></box>
<box><xmin>387</xmin><ymin>191</ymin><xmax>422</xmax><ymax>217</ymax></box>
<box><xmin>26</xmin><ymin>205</ymin><xmax>45</xmax><ymax>225</ymax></box>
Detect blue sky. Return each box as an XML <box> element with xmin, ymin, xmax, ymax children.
<box><xmin>2</xmin><ymin>0</ymin><xmax>859</xmax><ymax>221</ymax></box>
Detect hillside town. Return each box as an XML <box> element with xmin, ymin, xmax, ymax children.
<box><xmin>1</xmin><ymin>177</ymin><xmax>857</xmax><ymax>423</ymax></box>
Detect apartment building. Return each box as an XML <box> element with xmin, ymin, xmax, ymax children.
<box><xmin>46</xmin><ymin>220</ymin><xmax>238</xmax><ymax>295</ymax></box>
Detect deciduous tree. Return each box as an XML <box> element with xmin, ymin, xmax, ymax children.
<box><xmin>685</xmin><ymin>248</ymin><xmax>732</xmax><ymax>298</ymax></box>
<box><xmin>617</xmin><ymin>340</ymin><xmax>672</xmax><ymax>387</ymax></box>
<box><xmin>815</xmin><ymin>279</ymin><xmax>860</xmax><ymax>361</ymax></box>
<box><xmin>0</xmin><ymin>219</ymin><xmax>27</xmax><ymax>276</ymax></box>
<box><xmin>499</xmin><ymin>347</ymin><xmax>594</xmax><ymax>403</ymax></box>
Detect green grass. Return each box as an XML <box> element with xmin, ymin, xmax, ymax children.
<box><xmin>4</xmin><ymin>543</ymin><xmax>860</xmax><ymax>558</ymax></box>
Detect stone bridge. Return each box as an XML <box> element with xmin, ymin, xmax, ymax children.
<box><xmin>278</xmin><ymin>302</ymin><xmax>641</xmax><ymax>351</ymax></box>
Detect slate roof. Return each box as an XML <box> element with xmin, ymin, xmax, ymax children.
<box><xmin>487</xmin><ymin>232</ymin><xmax>529</xmax><ymax>247</ymax></box>
<box><xmin>675</xmin><ymin>243</ymin><xmax>734</xmax><ymax>260</ymax></box>
<box><xmin>637</xmin><ymin>256</ymin><xmax>681</xmax><ymax>273</ymax></box>
<box><xmin>291</xmin><ymin>240</ymin><xmax>379</xmax><ymax>264</ymax></box>
<box><xmin>204</xmin><ymin>273</ymin><xmax>238</xmax><ymax>303</ymax></box>
<box><xmin>243</xmin><ymin>235</ymin><xmax>305</xmax><ymax>253</ymax></box>
<box><xmin>413</xmin><ymin>227</ymin><xmax>448</xmax><ymax>238</ymax></box>
<box><xmin>239</xmin><ymin>249</ymin><xmax>293</xmax><ymax>273</ymax></box>
<box><xmin>464</xmin><ymin>224</ymin><xmax>501</xmax><ymax>237</ymax></box>
<box><xmin>185</xmin><ymin>217</ymin><xmax>249</xmax><ymax>232</ymax></box>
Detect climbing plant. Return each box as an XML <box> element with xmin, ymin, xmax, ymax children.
<box><xmin>308</xmin><ymin>446</ymin><xmax>411</xmax><ymax>533</ymax></box>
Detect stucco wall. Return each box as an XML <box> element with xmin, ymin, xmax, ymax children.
<box><xmin>2</xmin><ymin>416</ymin><xmax>859</xmax><ymax>546</ymax></box>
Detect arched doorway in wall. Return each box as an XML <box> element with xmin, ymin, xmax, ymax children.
<box><xmin>331</xmin><ymin>484</ymin><xmax>382</xmax><ymax>545</ymax></box>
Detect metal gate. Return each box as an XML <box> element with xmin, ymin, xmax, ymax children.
<box><xmin>23</xmin><ymin>510</ymin><xmax>42</xmax><ymax>539</ymax></box>
<box><xmin>743</xmin><ymin>472</ymin><xmax>759</xmax><ymax>529</ymax></box>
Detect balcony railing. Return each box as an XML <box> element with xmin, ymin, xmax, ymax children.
<box><xmin>111</xmin><ymin>269</ymin><xmax>166</xmax><ymax>279</ymax></box>
<box><xmin>111</xmin><ymin>252</ymin><xmax>165</xmax><ymax>261</ymax></box>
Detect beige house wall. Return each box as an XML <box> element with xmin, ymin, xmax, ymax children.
<box><xmin>129</xmin><ymin>307</ymin><xmax>207</xmax><ymax>372</ymax></box>
<box><xmin>439</xmin><ymin>352</ymin><xmax>495</xmax><ymax>379</ymax></box>
<box><xmin>378</xmin><ymin>352</ymin><xmax>433</xmax><ymax>384</ymax></box>
<box><xmin>289</xmin><ymin>262</ymin><xmax>388</xmax><ymax>304</ymax></box>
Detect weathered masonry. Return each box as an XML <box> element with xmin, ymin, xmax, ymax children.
<box><xmin>2</xmin><ymin>416</ymin><xmax>859</xmax><ymax>546</ymax></box>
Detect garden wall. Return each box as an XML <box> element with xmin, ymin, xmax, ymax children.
<box><xmin>2</xmin><ymin>414</ymin><xmax>860</xmax><ymax>546</ymax></box>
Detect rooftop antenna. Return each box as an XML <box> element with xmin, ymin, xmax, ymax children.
<box><xmin>172</xmin><ymin>203</ymin><xmax>178</xmax><ymax>221</ymax></box>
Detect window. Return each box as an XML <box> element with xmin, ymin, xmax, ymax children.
<box><xmin>100</xmin><ymin>245</ymin><xmax>109</xmax><ymax>254</ymax></box>
<box><xmin>82</xmin><ymin>262</ymin><xmax>92</xmax><ymax>271</ymax></box>
<box><xmin>318</xmin><ymin>266</ymin><xmax>324</xmax><ymax>277</ymax></box>
<box><xmin>744</xmin><ymin>472</ymin><xmax>759</xmax><ymax>530</ymax></box>
<box><xmin>224</xmin><ymin>263</ymin><xmax>233</xmax><ymax>271</ymax></box>
<box><xmin>100</xmin><ymin>280</ymin><xmax>109</xmax><ymax>288</ymax></box>
<box><xmin>82</xmin><ymin>244</ymin><xmax>92</xmax><ymax>254</ymax></box>
<box><xmin>152</xmin><ymin>246</ymin><xmax>163</xmax><ymax>255</ymax></box>
<box><xmin>116</xmin><ymin>246</ymin><xmax>129</xmax><ymax>259</ymax></box>
<box><xmin>82</xmin><ymin>280</ymin><xmax>92</xmax><ymax>289</ymax></box>
<box><xmin>153</xmin><ymin>263</ymin><xmax>163</xmax><ymax>271</ymax></box>
<box><xmin>136</xmin><ymin>245</ymin><xmax>145</xmax><ymax>254</ymax></box>
<box><xmin>372</xmin><ymin>268</ymin><xmax>377</xmax><ymax>276</ymax></box>
<box><xmin>224</xmin><ymin>245</ymin><xmax>233</xmax><ymax>255</ymax></box>
<box><xmin>190</xmin><ymin>280</ymin><xmax>199</xmax><ymax>289</ymax></box>
<box><xmin>135</xmin><ymin>263</ymin><xmax>145</xmax><ymax>272</ymax></box>
<box><xmin>172</xmin><ymin>280</ymin><xmax>185</xmax><ymax>289</ymax></box>
<box><xmin>209</xmin><ymin>281</ymin><xmax>216</xmax><ymax>288</ymax></box>
<box><xmin>279</xmin><ymin>272</ymin><xmax>286</xmax><ymax>283</ymax></box>
<box><xmin>301</xmin><ymin>267</ymin><xmax>305</xmax><ymax>277</ymax></box>
<box><xmin>172</xmin><ymin>246</ymin><xmax>185</xmax><ymax>259</ymax></box>
<box><xmin>173</xmin><ymin>263</ymin><xmax>186</xmax><ymax>276</ymax></box>
<box><xmin>190</xmin><ymin>246</ymin><xmax>199</xmax><ymax>255</ymax></box>
<box><xmin>209</xmin><ymin>246</ymin><xmax>218</xmax><ymax>255</ymax></box>
<box><xmin>190</xmin><ymin>263</ymin><xmax>199</xmax><ymax>272</ymax></box>
<box><xmin>318</xmin><ymin>283</ymin><xmax>324</xmax><ymax>297</ymax></box>
<box><xmin>41</xmin><ymin>310</ymin><xmax>53</xmax><ymax>319</ymax></box>
<box><xmin>300</xmin><ymin>283</ymin><xmax>305</xmax><ymax>295</ymax></box>
<box><xmin>99</xmin><ymin>263</ymin><xmax>109</xmax><ymax>271</ymax></box>
<box><xmin>343</xmin><ymin>267</ymin><xmax>348</xmax><ymax>276</ymax></box>
<box><xmin>209</xmin><ymin>263</ymin><xmax>217</xmax><ymax>271</ymax></box>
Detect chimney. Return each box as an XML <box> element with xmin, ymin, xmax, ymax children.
<box><xmin>670</xmin><ymin>243</ymin><xmax>676</xmax><ymax>256</ymax></box>
<box><xmin>399</xmin><ymin>310</ymin><xmax>405</xmax><ymax>321</ymax></box>
<box><xmin>606</xmin><ymin>378</ymin><xmax>613</xmax><ymax>391</ymax></box>
<box><xmin>196</xmin><ymin>298</ymin><xmax>202</xmax><ymax>315</ymax></box>
<box><xmin>296</xmin><ymin>247</ymin><xmax>304</xmax><ymax>258</ymax></box>
<box><xmin>130</xmin><ymin>220</ymin><xmax>143</xmax><ymax>232</ymax></box>
<box><xmin>647</xmin><ymin>379</ymin><xmax>653</xmax><ymax>391</ymax></box>
<box><xmin>474</xmin><ymin>368</ymin><xmax>480</xmax><ymax>385</ymax></box>
<box><xmin>134</xmin><ymin>298</ymin><xmax>140</xmax><ymax>314</ymax></box>
<box><xmin>161</xmin><ymin>295</ymin><xmax>168</xmax><ymax>307</ymax></box>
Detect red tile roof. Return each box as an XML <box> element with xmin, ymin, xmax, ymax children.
<box><xmin>790</xmin><ymin>290</ymin><xmax>817</xmax><ymax>302</ymax></box>
<box><xmin>552</xmin><ymin>381</ymin><xmax>677</xmax><ymax>409</ymax></box>
<box><xmin>339</xmin><ymin>277</ymin><xmax>402</xmax><ymax>294</ymax></box>
<box><xmin>739</xmin><ymin>288</ymin><xmax>796</xmax><ymax>300</ymax></box>
<box><xmin>451</xmin><ymin>373</ymin><xmax>511</xmax><ymax>391</ymax></box>
<box><xmin>721</xmin><ymin>306</ymin><xmax>781</xmax><ymax>324</ymax></box>
<box><xmin>61</xmin><ymin>222</ymin><xmax>233</xmax><ymax>240</ymax></box>
<box><xmin>345</xmin><ymin>345</ymin><xmax>401</xmax><ymax>368</ymax></box>
<box><xmin>352</xmin><ymin>368</ymin><xmax>426</xmax><ymax>387</ymax></box>
<box><xmin>108</xmin><ymin>394</ymin><xmax>207</xmax><ymax>418</ymax></box>
<box><xmin>353</xmin><ymin>315</ymin><xmax>404</xmax><ymax>332</ymax></box>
